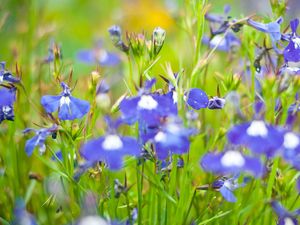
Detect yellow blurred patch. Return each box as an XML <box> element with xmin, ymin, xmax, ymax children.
<box><xmin>121</xmin><ymin>0</ymin><xmax>174</xmax><ymax>32</ymax></box>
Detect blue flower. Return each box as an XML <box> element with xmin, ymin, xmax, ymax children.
<box><xmin>13</xmin><ymin>199</ymin><xmax>37</xmax><ymax>225</ymax></box>
<box><xmin>202</xmin><ymin>32</ymin><xmax>240</xmax><ymax>52</ymax></box>
<box><xmin>0</xmin><ymin>61</ymin><xmax>20</xmax><ymax>83</ymax></box>
<box><xmin>23</xmin><ymin>125</ymin><xmax>58</xmax><ymax>156</ymax></box>
<box><xmin>284</xmin><ymin>19</ymin><xmax>300</xmax><ymax>63</ymax></box>
<box><xmin>279</xmin><ymin>64</ymin><xmax>300</xmax><ymax>75</ymax></box>
<box><xmin>0</xmin><ymin>87</ymin><xmax>16</xmax><ymax>123</ymax></box>
<box><xmin>227</xmin><ymin>120</ymin><xmax>284</xmax><ymax>157</ymax></box>
<box><xmin>77</xmin><ymin>40</ymin><xmax>120</xmax><ymax>66</ymax></box>
<box><xmin>280</xmin><ymin>131</ymin><xmax>300</xmax><ymax>170</ymax></box>
<box><xmin>247</xmin><ymin>17</ymin><xmax>283</xmax><ymax>44</ymax></box>
<box><xmin>208</xmin><ymin>96</ymin><xmax>226</xmax><ymax>109</ymax></box>
<box><xmin>151</xmin><ymin>117</ymin><xmax>196</xmax><ymax>160</ymax></box>
<box><xmin>201</xmin><ymin>150</ymin><xmax>264</xmax><ymax>177</ymax></box>
<box><xmin>41</xmin><ymin>82</ymin><xmax>90</xmax><ymax>120</ymax></box>
<box><xmin>271</xmin><ymin>201</ymin><xmax>300</xmax><ymax>225</ymax></box>
<box><xmin>185</xmin><ymin>88</ymin><xmax>209</xmax><ymax>110</ymax></box>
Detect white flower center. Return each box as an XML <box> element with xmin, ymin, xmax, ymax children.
<box><xmin>137</xmin><ymin>95</ymin><xmax>158</xmax><ymax>110</ymax></box>
<box><xmin>172</xmin><ymin>91</ymin><xmax>178</xmax><ymax>104</ymax></box>
<box><xmin>284</xmin><ymin>217</ymin><xmax>296</xmax><ymax>225</ymax></box>
<box><xmin>154</xmin><ymin>131</ymin><xmax>167</xmax><ymax>142</ymax></box>
<box><xmin>102</xmin><ymin>135</ymin><xmax>123</xmax><ymax>151</ymax></box>
<box><xmin>78</xmin><ymin>216</ymin><xmax>108</xmax><ymax>225</ymax></box>
<box><xmin>210</xmin><ymin>35</ymin><xmax>225</xmax><ymax>47</ymax></box>
<box><xmin>283</xmin><ymin>132</ymin><xmax>299</xmax><ymax>149</ymax></box>
<box><xmin>221</xmin><ymin>151</ymin><xmax>245</xmax><ymax>167</ymax></box>
<box><xmin>2</xmin><ymin>105</ymin><xmax>11</xmax><ymax>114</ymax></box>
<box><xmin>0</xmin><ymin>75</ymin><xmax>3</xmax><ymax>83</ymax></box>
<box><xmin>293</xmin><ymin>37</ymin><xmax>300</xmax><ymax>49</ymax></box>
<box><xmin>246</xmin><ymin>120</ymin><xmax>268</xmax><ymax>137</ymax></box>
<box><xmin>60</xmin><ymin>96</ymin><xmax>71</xmax><ymax>107</ymax></box>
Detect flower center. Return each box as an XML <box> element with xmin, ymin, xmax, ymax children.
<box><xmin>246</xmin><ymin>120</ymin><xmax>268</xmax><ymax>137</ymax></box>
<box><xmin>137</xmin><ymin>95</ymin><xmax>158</xmax><ymax>110</ymax></box>
<box><xmin>293</xmin><ymin>37</ymin><xmax>300</xmax><ymax>49</ymax></box>
<box><xmin>60</xmin><ymin>96</ymin><xmax>71</xmax><ymax>107</ymax></box>
<box><xmin>221</xmin><ymin>151</ymin><xmax>245</xmax><ymax>167</ymax></box>
<box><xmin>102</xmin><ymin>135</ymin><xmax>123</xmax><ymax>151</ymax></box>
<box><xmin>283</xmin><ymin>132</ymin><xmax>299</xmax><ymax>149</ymax></box>
<box><xmin>154</xmin><ymin>131</ymin><xmax>167</xmax><ymax>142</ymax></box>
<box><xmin>283</xmin><ymin>217</ymin><xmax>296</xmax><ymax>225</ymax></box>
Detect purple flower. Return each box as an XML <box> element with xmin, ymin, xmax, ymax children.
<box><xmin>0</xmin><ymin>87</ymin><xmax>16</xmax><ymax>123</ymax></box>
<box><xmin>202</xmin><ymin>32</ymin><xmax>240</xmax><ymax>52</ymax></box>
<box><xmin>77</xmin><ymin>40</ymin><xmax>120</xmax><ymax>66</ymax></box>
<box><xmin>13</xmin><ymin>199</ymin><xmax>37</xmax><ymax>225</ymax></box>
<box><xmin>23</xmin><ymin>125</ymin><xmax>58</xmax><ymax>156</ymax></box>
<box><xmin>185</xmin><ymin>88</ymin><xmax>209</xmax><ymax>110</ymax></box>
<box><xmin>41</xmin><ymin>82</ymin><xmax>90</xmax><ymax>120</ymax></box>
<box><xmin>208</xmin><ymin>96</ymin><xmax>226</xmax><ymax>109</ymax></box>
<box><xmin>0</xmin><ymin>61</ymin><xmax>20</xmax><ymax>83</ymax></box>
<box><xmin>247</xmin><ymin>17</ymin><xmax>283</xmax><ymax>44</ymax></box>
<box><xmin>227</xmin><ymin>120</ymin><xmax>284</xmax><ymax>157</ymax></box>
<box><xmin>284</xmin><ymin>19</ymin><xmax>300</xmax><ymax>63</ymax></box>
<box><xmin>271</xmin><ymin>201</ymin><xmax>300</xmax><ymax>225</ymax></box>
<box><xmin>201</xmin><ymin>150</ymin><xmax>264</xmax><ymax>177</ymax></box>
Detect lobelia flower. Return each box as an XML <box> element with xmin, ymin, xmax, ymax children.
<box><xmin>227</xmin><ymin>120</ymin><xmax>284</xmax><ymax>157</ymax></box>
<box><xmin>80</xmin><ymin>117</ymin><xmax>141</xmax><ymax>170</ymax></box>
<box><xmin>280</xmin><ymin>131</ymin><xmax>300</xmax><ymax>170</ymax></box>
<box><xmin>44</xmin><ymin>40</ymin><xmax>62</xmax><ymax>63</ymax></box>
<box><xmin>108</xmin><ymin>25</ymin><xmax>129</xmax><ymax>52</ymax></box>
<box><xmin>41</xmin><ymin>82</ymin><xmax>90</xmax><ymax>120</ymax></box>
<box><xmin>0</xmin><ymin>61</ymin><xmax>20</xmax><ymax>83</ymax></box>
<box><xmin>201</xmin><ymin>150</ymin><xmax>264</xmax><ymax>177</ymax></box>
<box><xmin>119</xmin><ymin>79</ymin><xmax>177</xmax><ymax>126</ymax></box>
<box><xmin>185</xmin><ymin>88</ymin><xmax>209</xmax><ymax>110</ymax></box>
<box><xmin>271</xmin><ymin>201</ymin><xmax>300</xmax><ymax>225</ymax></box>
<box><xmin>279</xmin><ymin>64</ymin><xmax>300</xmax><ymax>76</ymax></box>
<box><xmin>247</xmin><ymin>17</ymin><xmax>283</xmax><ymax>46</ymax></box>
<box><xmin>284</xmin><ymin>19</ymin><xmax>300</xmax><ymax>63</ymax></box>
<box><xmin>77</xmin><ymin>40</ymin><xmax>120</xmax><ymax>67</ymax></box>
<box><xmin>151</xmin><ymin>116</ymin><xmax>196</xmax><ymax>160</ymax></box>
<box><xmin>208</xmin><ymin>96</ymin><xmax>226</xmax><ymax>109</ymax></box>
<box><xmin>13</xmin><ymin>199</ymin><xmax>37</xmax><ymax>225</ymax></box>
<box><xmin>0</xmin><ymin>87</ymin><xmax>16</xmax><ymax>123</ymax></box>
<box><xmin>23</xmin><ymin>125</ymin><xmax>58</xmax><ymax>156</ymax></box>
<box><xmin>202</xmin><ymin>32</ymin><xmax>240</xmax><ymax>52</ymax></box>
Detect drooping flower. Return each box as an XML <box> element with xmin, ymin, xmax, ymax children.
<box><xmin>80</xmin><ymin>117</ymin><xmax>141</xmax><ymax>170</ymax></box>
<box><xmin>0</xmin><ymin>61</ymin><xmax>20</xmax><ymax>83</ymax></box>
<box><xmin>0</xmin><ymin>87</ymin><xmax>16</xmax><ymax>123</ymax></box>
<box><xmin>41</xmin><ymin>82</ymin><xmax>90</xmax><ymax>120</ymax></box>
<box><xmin>201</xmin><ymin>150</ymin><xmax>264</xmax><ymax>177</ymax></box>
<box><xmin>23</xmin><ymin>125</ymin><xmax>58</xmax><ymax>156</ymax></box>
<box><xmin>227</xmin><ymin>120</ymin><xmax>284</xmax><ymax>157</ymax></box>
<box><xmin>247</xmin><ymin>17</ymin><xmax>283</xmax><ymax>45</ymax></box>
<box><xmin>271</xmin><ymin>201</ymin><xmax>300</xmax><ymax>225</ymax></box>
<box><xmin>77</xmin><ymin>40</ymin><xmax>120</xmax><ymax>67</ymax></box>
<box><xmin>284</xmin><ymin>19</ymin><xmax>300</xmax><ymax>63</ymax></box>
<box><xmin>185</xmin><ymin>88</ymin><xmax>209</xmax><ymax>110</ymax></box>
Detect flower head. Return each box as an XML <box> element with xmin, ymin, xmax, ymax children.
<box><xmin>13</xmin><ymin>199</ymin><xmax>37</xmax><ymax>225</ymax></box>
<box><xmin>0</xmin><ymin>87</ymin><xmax>16</xmax><ymax>123</ymax></box>
<box><xmin>185</xmin><ymin>88</ymin><xmax>209</xmax><ymax>110</ymax></box>
<box><xmin>0</xmin><ymin>61</ymin><xmax>20</xmax><ymax>83</ymax></box>
<box><xmin>201</xmin><ymin>150</ymin><xmax>264</xmax><ymax>177</ymax></box>
<box><xmin>271</xmin><ymin>201</ymin><xmax>300</xmax><ymax>225</ymax></box>
<box><xmin>23</xmin><ymin>125</ymin><xmax>58</xmax><ymax>156</ymax></box>
<box><xmin>202</xmin><ymin>32</ymin><xmax>240</xmax><ymax>52</ymax></box>
<box><xmin>208</xmin><ymin>96</ymin><xmax>226</xmax><ymax>109</ymax></box>
<box><xmin>41</xmin><ymin>82</ymin><xmax>90</xmax><ymax>120</ymax></box>
<box><xmin>284</xmin><ymin>19</ymin><xmax>300</xmax><ymax>63</ymax></box>
<box><xmin>227</xmin><ymin>120</ymin><xmax>284</xmax><ymax>157</ymax></box>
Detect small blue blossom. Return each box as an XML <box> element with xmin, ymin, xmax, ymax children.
<box><xmin>202</xmin><ymin>32</ymin><xmax>240</xmax><ymax>52</ymax></box>
<box><xmin>201</xmin><ymin>150</ymin><xmax>264</xmax><ymax>177</ymax></box>
<box><xmin>227</xmin><ymin>120</ymin><xmax>284</xmax><ymax>157</ymax></box>
<box><xmin>271</xmin><ymin>201</ymin><xmax>300</xmax><ymax>225</ymax></box>
<box><xmin>41</xmin><ymin>82</ymin><xmax>90</xmax><ymax>120</ymax></box>
<box><xmin>247</xmin><ymin>17</ymin><xmax>283</xmax><ymax>44</ymax></box>
<box><xmin>0</xmin><ymin>87</ymin><xmax>16</xmax><ymax>123</ymax></box>
<box><xmin>13</xmin><ymin>199</ymin><xmax>37</xmax><ymax>225</ymax></box>
<box><xmin>208</xmin><ymin>96</ymin><xmax>226</xmax><ymax>109</ymax></box>
<box><xmin>280</xmin><ymin>131</ymin><xmax>300</xmax><ymax>170</ymax></box>
<box><xmin>77</xmin><ymin>40</ymin><xmax>120</xmax><ymax>66</ymax></box>
<box><xmin>23</xmin><ymin>125</ymin><xmax>58</xmax><ymax>156</ymax></box>
<box><xmin>284</xmin><ymin>19</ymin><xmax>300</xmax><ymax>63</ymax></box>
<box><xmin>185</xmin><ymin>88</ymin><xmax>209</xmax><ymax>110</ymax></box>
<box><xmin>0</xmin><ymin>62</ymin><xmax>20</xmax><ymax>83</ymax></box>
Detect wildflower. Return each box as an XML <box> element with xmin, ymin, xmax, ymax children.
<box><xmin>119</xmin><ymin>79</ymin><xmax>177</xmax><ymax>126</ymax></box>
<box><xmin>185</xmin><ymin>88</ymin><xmax>209</xmax><ymax>110</ymax></box>
<box><xmin>208</xmin><ymin>96</ymin><xmax>226</xmax><ymax>109</ymax></box>
<box><xmin>284</xmin><ymin>19</ymin><xmax>300</xmax><ymax>63</ymax></box>
<box><xmin>77</xmin><ymin>40</ymin><xmax>120</xmax><ymax>66</ymax></box>
<box><xmin>227</xmin><ymin>120</ymin><xmax>284</xmax><ymax>157</ymax></box>
<box><xmin>108</xmin><ymin>25</ymin><xmax>129</xmax><ymax>52</ymax></box>
<box><xmin>247</xmin><ymin>17</ymin><xmax>283</xmax><ymax>45</ymax></box>
<box><xmin>13</xmin><ymin>199</ymin><xmax>37</xmax><ymax>225</ymax></box>
<box><xmin>95</xmin><ymin>79</ymin><xmax>111</xmax><ymax>109</ymax></box>
<box><xmin>201</xmin><ymin>150</ymin><xmax>264</xmax><ymax>177</ymax></box>
<box><xmin>23</xmin><ymin>125</ymin><xmax>58</xmax><ymax>156</ymax></box>
<box><xmin>202</xmin><ymin>32</ymin><xmax>240</xmax><ymax>52</ymax></box>
<box><xmin>280</xmin><ymin>131</ymin><xmax>300</xmax><ymax>170</ymax></box>
<box><xmin>0</xmin><ymin>87</ymin><xmax>16</xmax><ymax>123</ymax></box>
<box><xmin>279</xmin><ymin>64</ymin><xmax>300</xmax><ymax>75</ymax></box>
<box><xmin>80</xmin><ymin>117</ymin><xmax>141</xmax><ymax>170</ymax></box>
<box><xmin>41</xmin><ymin>82</ymin><xmax>90</xmax><ymax>120</ymax></box>
<box><xmin>0</xmin><ymin>61</ymin><xmax>20</xmax><ymax>83</ymax></box>
<box><xmin>152</xmin><ymin>116</ymin><xmax>196</xmax><ymax>160</ymax></box>
<box><xmin>271</xmin><ymin>201</ymin><xmax>300</xmax><ymax>225</ymax></box>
